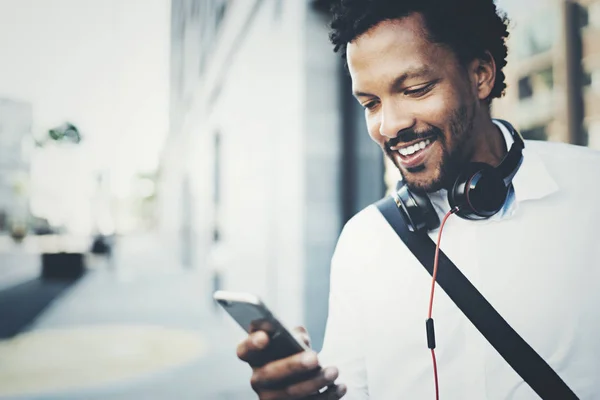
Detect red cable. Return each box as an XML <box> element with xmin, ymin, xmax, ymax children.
<box><xmin>431</xmin><ymin>349</ymin><xmax>439</xmax><ymax>400</ymax></box>
<box><xmin>428</xmin><ymin>207</ymin><xmax>458</xmax><ymax>400</ymax></box>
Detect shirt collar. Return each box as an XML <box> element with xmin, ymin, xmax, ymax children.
<box><xmin>493</xmin><ymin>119</ymin><xmax>559</xmax><ymax>203</ymax></box>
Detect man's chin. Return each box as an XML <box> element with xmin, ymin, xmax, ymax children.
<box><xmin>404</xmin><ymin>179</ymin><xmax>445</xmax><ymax>193</ymax></box>
<box><xmin>399</xmin><ymin>168</ymin><xmax>446</xmax><ymax>193</ymax></box>
<box><xmin>390</xmin><ymin>155</ymin><xmax>448</xmax><ymax>193</ymax></box>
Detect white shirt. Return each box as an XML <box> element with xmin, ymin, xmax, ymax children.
<box><xmin>319</xmin><ymin>131</ymin><xmax>600</xmax><ymax>399</ymax></box>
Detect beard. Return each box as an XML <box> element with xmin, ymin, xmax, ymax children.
<box><xmin>384</xmin><ymin>102</ymin><xmax>474</xmax><ymax>193</ymax></box>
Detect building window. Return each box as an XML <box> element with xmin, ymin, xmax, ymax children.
<box><xmin>518</xmin><ymin>76</ymin><xmax>533</xmax><ymax>99</ymax></box>
<box><xmin>215</xmin><ymin>0</ymin><xmax>228</xmax><ymax>30</ymax></box>
<box><xmin>273</xmin><ymin>0</ymin><xmax>283</xmax><ymax>21</ymax></box>
<box><xmin>578</xmin><ymin>3</ymin><xmax>590</xmax><ymax>29</ymax></box>
<box><xmin>213</xmin><ymin>130</ymin><xmax>223</xmax><ymax>243</ymax></box>
<box><xmin>191</xmin><ymin>0</ymin><xmax>201</xmax><ymax>19</ymax></box>
<box><xmin>518</xmin><ymin>68</ymin><xmax>554</xmax><ymax>101</ymax></box>
<box><xmin>583</xmin><ymin>71</ymin><xmax>592</xmax><ymax>87</ymax></box>
<box><xmin>214</xmin><ymin>131</ymin><xmax>222</xmax><ymax>205</ymax></box>
<box><xmin>521</xmin><ymin>125</ymin><xmax>547</xmax><ymax>141</ymax></box>
<box><xmin>592</xmin><ymin>69</ymin><xmax>600</xmax><ymax>92</ymax></box>
<box><xmin>589</xmin><ymin>2</ymin><xmax>600</xmax><ymax>28</ymax></box>
<box><xmin>588</xmin><ymin>121</ymin><xmax>600</xmax><ymax>150</ymax></box>
<box><xmin>513</xmin><ymin>7</ymin><xmax>559</xmax><ymax>58</ymax></box>
<box><xmin>583</xmin><ymin>68</ymin><xmax>600</xmax><ymax>92</ymax></box>
<box><xmin>537</xmin><ymin>67</ymin><xmax>554</xmax><ymax>90</ymax></box>
<box><xmin>198</xmin><ymin>0</ymin><xmax>229</xmax><ymax>77</ymax></box>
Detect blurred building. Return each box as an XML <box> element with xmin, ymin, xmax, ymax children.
<box><xmin>161</xmin><ymin>0</ymin><xmax>385</xmax><ymax>349</ymax></box>
<box><xmin>0</xmin><ymin>98</ymin><xmax>33</xmax><ymax>234</ymax></box>
<box><xmin>493</xmin><ymin>0</ymin><xmax>600</xmax><ymax>149</ymax></box>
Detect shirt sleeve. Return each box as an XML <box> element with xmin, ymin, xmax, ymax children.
<box><xmin>319</xmin><ymin>218</ymin><xmax>369</xmax><ymax>399</ymax></box>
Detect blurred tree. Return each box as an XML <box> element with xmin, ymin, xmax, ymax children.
<box><xmin>36</xmin><ymin>122</ymin><xmax>82</xmax><ymax>147</ymax></box>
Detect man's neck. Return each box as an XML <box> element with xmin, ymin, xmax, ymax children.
<box><xmin>470</xmin><ymin>117</ymin><xmax>507</xmax><ymax>167</ymax></box>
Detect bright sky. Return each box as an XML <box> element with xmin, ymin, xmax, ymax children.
<box><xmin>496</xmin><ymin>0</ymin><xmax>547</xmax><ymax>23</ymax></box>
<box><xmin>0</xmin><ymin>0</ymin><xmax>170</xmax><ymax>194</ymax></box>
<box><xmin>0</xmin><ymin>0</ymin><xmax>170</xmax><ymax>233</ymax></box>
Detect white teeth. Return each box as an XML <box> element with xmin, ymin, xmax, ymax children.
<box><xmin>398</xmin><ymin>139</ymin><xmax>432</xmax><ymax>157</ymax></box>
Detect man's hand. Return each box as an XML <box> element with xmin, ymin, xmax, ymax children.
<box><xmin>237</xmin><ymin>327</ymin><xmax>347</xmax><ymax>399</ymax></box>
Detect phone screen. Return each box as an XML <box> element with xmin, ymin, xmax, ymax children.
<box><xmin>216</xmin><ymin>297</ymin><xmax>307</xmax><ymax>366</ymax></box>
<box><xmin>223</xmin><ymin>301</ymin><xmax>276</xmax><ymax>334</ymax></box>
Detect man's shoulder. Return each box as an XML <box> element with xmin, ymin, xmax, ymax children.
<box><xmin>341</xmin><ymin>203</ymin><xmax>384</xmax><ymax>237</ymax></box>
<box><xmin>526</xmin><ymin>140</ymin><xmax>600</xmax><ymax>181</ymax></box>
<box><xmin>525</xmin><ymin>140</ymin><xmax>600</xmax><ymax>201</ymax></box>
<box><xmin>335</xmin><ymin>202</ymin><xmax>394</xmax><ymax>251</ymax></box>
<box><xmin>526</xmin><ymin>140</ymin><xmax>600</xmax><ymax>163</ymax></box>
<box><xmin>333</xmin><ymin>200</ymin><xmax>409</xmax><ymax>270</ymax></box>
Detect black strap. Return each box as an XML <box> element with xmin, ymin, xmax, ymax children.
<box><xmin>375</xmin><ymin>196</ymin><xmax>578</xmax><ymax>400</ymax></box>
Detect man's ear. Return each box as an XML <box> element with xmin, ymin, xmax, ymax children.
<box><xmin>470</xmin><ymin>51</ymin><xmax>496</xmax><ymax>101</ymax></box>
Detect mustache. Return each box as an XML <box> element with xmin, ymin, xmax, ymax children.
<box><xmin>385</xmin><ymin>126</ymin><xmax>442</xmax><ymax>150</ymax></box>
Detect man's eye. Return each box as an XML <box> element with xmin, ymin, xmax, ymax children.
<box><xmin>362</xmin><ymin>100</ymin><xmax>379</xmax><ymax>110</ymax></box>
<box><xmin>404</xmin><ymin>83</ymin><xmax>434</xmax><ymax>97</ymax></box>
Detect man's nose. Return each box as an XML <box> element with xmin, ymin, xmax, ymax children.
<box><xmin>379</xmin><ymin>103</ymin><xmax>415</xmax><ymax>139</ymax></box>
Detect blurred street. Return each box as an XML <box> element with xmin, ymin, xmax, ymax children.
<box><xmin>0</xmin><ymin>233</ymin><xmax>256</xmax><ymax>400</ymax></box>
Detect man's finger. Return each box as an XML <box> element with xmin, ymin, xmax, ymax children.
<box><xmin>256</xmin><ymin>368</ymin><xmax>345</xmax><ymax>400</ymax></box>
<box><xmin>236</xmin><ymin>331</ymin><xmax>270</xmax><ymax>362</ymax></box>
<box><xmin>251</xmin><ymin>351</ymin><xmax>320</xmax><ymax>389</ymax></box>
<box><xmin>318</xmin><ymin>384</ymin><xmax>347</xmax><ymax>399</ymax></box>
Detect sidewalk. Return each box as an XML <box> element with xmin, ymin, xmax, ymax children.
<box><xmin>0</xmin><ymin>233</ymin><xmax>256</xmax><ymax>400</ymax></box>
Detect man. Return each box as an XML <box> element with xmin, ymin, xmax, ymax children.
<box><xmin>237</xmin><ymin>0</ymin><xmax>600</xmax><ymax>398</ymax></box>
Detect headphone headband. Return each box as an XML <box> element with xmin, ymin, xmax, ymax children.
<box><xmin>493</xmin><ymin>119</ymin><xmax>524</xmax><ymax>183</ymax></box>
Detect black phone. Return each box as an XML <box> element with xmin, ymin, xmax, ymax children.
<box><xmin>215</xmin><ymin>290</ymin><xmax>336</xmax><ymax>392</ymax></box>
<box><xmin>213</xmin><ymin>290</ymin><xmax>310</xmax><ymax>366</ymax></box>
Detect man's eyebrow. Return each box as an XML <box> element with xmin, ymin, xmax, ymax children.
<box><xmin>352</xmin><ymin>66</ymin><xmax>435</xmax><ymax>99</ymax></box>
<box><xmin>353</xmin><ymin>89</ymin><xmax>374</xmax><ymax>99</ymax></box>
<box><xmin>390</xmin><ymin>66</ymin><xmax>434</xmax><ymax>91</ymax></box>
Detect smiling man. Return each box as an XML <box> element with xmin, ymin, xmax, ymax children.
<box><xmin>235</xmin><ymin>0</ymin><xmax>600</xmax><ymax>399</ymax></box>
<box><xmin>345</xmin><ymin>5</ymin><xmax>508</xmax><ymax>195</ymax></box>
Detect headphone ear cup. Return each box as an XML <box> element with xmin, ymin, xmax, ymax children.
<box><xmin>449</xmin><ymin>163</ymin><xmax>508</xmax><ymax>220</ymax></box>
<box><xmin>410</xmin><ymin>189</ymin><xmax>441</xmax><ymax>231</ymax></box>
<box><xmin>396</xmin><ymin>183</ymin><xmax>440</xmax><ymax>231</ymax></box>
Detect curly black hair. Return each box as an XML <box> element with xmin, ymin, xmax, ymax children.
<box><xmin>328</xmin><ymin>0</ymin><xmax>510</xmax><ymax>100</ymax></box>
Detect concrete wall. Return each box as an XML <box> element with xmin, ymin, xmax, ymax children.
<box><xmin>164</xmin><ymin>0</ymin><xmax>385</xmax><ymax>350</ymax></box>
<box><xmin>164</xmin><ymin>0</ymin><xmax>320</xmax><ymax>332</ymax></box>
<box><xmin>302</xmin><ymin>6</ymin><xmax>344</xmax><ymax>350</ymax></box>
<box><xmin>198</xmin><ymin>0</ymin><xmax>309</xmax><ymax>327</ymax></box>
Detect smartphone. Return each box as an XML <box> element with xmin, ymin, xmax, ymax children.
<box><xmin>213</xmin><ymin>290</ymin><xmax>310</xmax><ymax>366</ymax></box>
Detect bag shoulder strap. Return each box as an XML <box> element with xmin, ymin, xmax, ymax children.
<box><xmin>375</xmin><ymin>196</ymin><xmax>578</xmax><ymax>400</ymax></box>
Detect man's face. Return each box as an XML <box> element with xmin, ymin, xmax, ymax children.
<box><xmin>347</xmin><ymin>14</ymin><xmax>479</xmax><ymax>193</ymax></box>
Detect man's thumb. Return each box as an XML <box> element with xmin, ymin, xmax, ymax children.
<box><xmin>293</xmin><ymin>326</ymin><xmax>311</xmax><ymax>347</ymax></box>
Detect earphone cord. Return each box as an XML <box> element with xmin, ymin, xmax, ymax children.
<box><xmin>427</xmin><ymin>206</ymin><xmax>459</xmax><ymax>400</ymax></box>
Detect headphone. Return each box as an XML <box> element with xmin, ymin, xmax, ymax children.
<box><xmin>392</xmin><ymin>119</ymin><xmax>525</xmax><ymax>232</ymax></box>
